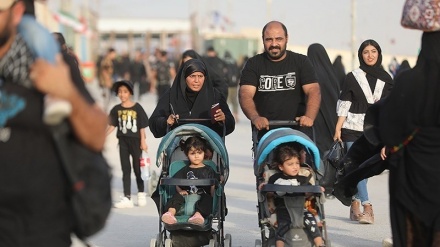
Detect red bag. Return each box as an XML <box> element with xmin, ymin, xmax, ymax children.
<box><xmin>401</xmin><ymin>0</ymin><xmax>440</xmax><ymax>31</ymax></box>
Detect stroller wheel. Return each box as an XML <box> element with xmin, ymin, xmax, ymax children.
<box><xmin>255</xmin><ymin>239</ymin><xmax>262</xmax><ymax>247</ymax></box>
<box><xmin>164</xmin><ymin>238</ymin><xmax>172</xmax><ymax>247</ymax></box>
<box><xmin>208</xmin><ymin>239</ymin><xmax>218</xmax><ymax>247</ymax></box>
<box><xmin>224</xmin><ymin>234</ymin><xmax>231</xmax><ymax>247</ymax></box>
<box><xmin>149</xmin><ymin>238</ymin><xmax>157</xmax><ymax>247</ymax></box>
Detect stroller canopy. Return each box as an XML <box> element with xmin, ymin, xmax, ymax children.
<box><xmin>254</xmin><ymin>128</ymin><xmax>321</xmax><ymax>176</ymax></box>
<box><xmin>155</xmin><ymin>123</ymin><xmax>229</xmax><ymax>168</ymax></box>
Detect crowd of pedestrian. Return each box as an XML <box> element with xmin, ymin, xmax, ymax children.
<box><xmin>2</xmin><ymin>0</ymin><xmax>439</xmax><ymax>246</ymax></box>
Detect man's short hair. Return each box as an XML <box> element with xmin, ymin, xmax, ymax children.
<box><xmin>262</xmin><ymin>21</ymin><xmax>288</xmax><ymax>38</ymax></box>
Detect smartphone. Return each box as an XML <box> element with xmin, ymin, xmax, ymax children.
<box><xmin>169</xmin><ymin>103</ymin><xmax>178</xmax><ymax>124</ymax></box>
<box><xmin>211</xmin><ymin>103</ymin><xmax>220</xmax><ymax>123</ymax></box>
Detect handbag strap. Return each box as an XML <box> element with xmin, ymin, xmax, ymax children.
<box><xmin>389</xmin><ymin>128</ymin><xmax>420</xmax><ymax>154</ymax></box>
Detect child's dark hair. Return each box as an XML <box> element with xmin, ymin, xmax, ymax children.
<box><xmin>180</xmin><ymin>136</ymin><xmax>207</xmax><ymax>155</ymax></box>
<box><xmin>272</xmin><ymin>145</ymin><xmax>301</xmax><ymax>170</ymax></box>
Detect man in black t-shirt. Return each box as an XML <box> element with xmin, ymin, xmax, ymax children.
<box><xmin>239</xmin><ymin>21</ymin><xmax>321</xmax><ymax>138</ymax></box>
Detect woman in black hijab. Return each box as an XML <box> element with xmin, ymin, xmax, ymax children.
<box><xmin>307</xmin><ymin>43</ymin><xmax>340</xmax><ymax>156</ymax></box>
<box><xmin>149</xmin><ymin>59</ymin><xmax>235</xmax><ymax>138</ymax></box>
<box><xmin>332</xmin><ymin>55</ymin><xmax>346</xmax><ymax>88</ymax></box>
<box><xmin>380</xmin><ymin>31</ymin><xmax>440</xmax><ymax>246</ymax></box>
<box><xmin>334</xmin><ymin>39</ymin><xmax>393</xmax><ymax>224</ymax></box>
<box><xmin>181</xmin><ymin>50</ymin><xmax>228</xmax><ymax>98</ymax></box>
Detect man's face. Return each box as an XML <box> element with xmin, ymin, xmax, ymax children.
<box><xmin>263</xmin><ymin>23</ymin><xmax>288</xmax><ymax>61</ymax></box>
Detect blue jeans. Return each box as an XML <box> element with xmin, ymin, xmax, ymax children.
<box><xmin>345</xmin><ymin>141</ymin><xmax>370</xmax><ymax>204</ymax></box>
<box><xmin>18</xmin><ymin>15</ymin><xmax>59</xmax><ymax>64</ymax></box>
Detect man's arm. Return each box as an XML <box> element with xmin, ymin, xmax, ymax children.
<box><xmin>239</xmin><ymin>85</ymin><xmax>269</xmax><ymax>130</ymax></box>
<box><xmin>239</xmin><ymin>85</ymin><xmax>258</xmax><ymax>120</ymax></box>
<box><xmin>299</xmin><ymin>82</ymin><xmax>321</xmax><ymax>126</ymax></box>
<box><xmin>31</xmin><ymin>56</ymin><xmax>107</xmax><ymax>152</ymax></box>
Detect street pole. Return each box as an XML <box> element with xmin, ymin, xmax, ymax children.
<box><xmin>351</xmin><ymin>0</ymin><xmax>357</xmax><ymax>70</ymax></box>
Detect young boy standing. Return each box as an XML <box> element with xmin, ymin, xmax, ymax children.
<box><xmin>106</xmin><ymin>80</ymin><xmax>149</xmax><ymax>208</ymax></box>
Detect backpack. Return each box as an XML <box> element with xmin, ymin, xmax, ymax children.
<box><xmin>50</xmin><ymin>121</ymin><xmax>112</xmax><ymax>240</ymax></box>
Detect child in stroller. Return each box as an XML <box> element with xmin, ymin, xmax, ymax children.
<box><xmin>150</xmin><ymin>123</ymin><xmax>231</xmax><ymax>247</ymax></box>
<box><xmin>255</xmin><ymin>127</ymin><xmax>329</xmax><ymax>247</ymax></box>
<box><xmin>259</xmin><ymin>145</ymin><xmax>325</xmax><ymax>247</ymax></box>
<box><xmin>161</xmin><ymin>136</ymin><xmax>216</xmax><ymax>226</ymax></box>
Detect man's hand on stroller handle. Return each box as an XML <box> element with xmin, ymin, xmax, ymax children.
<box><xmin>251</xmin><ymin>116</ymin><xmax>269</xmax><ymax>130</ymax></box>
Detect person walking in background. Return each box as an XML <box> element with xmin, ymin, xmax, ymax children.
<box><xmin>307</xmin><ymin>43</ymin><xmax>340</xmax><ymax>156</ymax></box>
<box><xmin>203</xmin><ymin>46</ymin><xmax>229</xmax><ymax>98</ymax></box>
<box><xmin>334</xmin><ymin>39</ymin><xmax>393</xmax><ymax>224</ymax></box>
<box><xmin>239</xmin><ymin>21</ymin><xmax>321</xmax><ymax>140</ymax></box>
<box><xmin>332</xmin><ymin>55</ymin><xmax>346</xmax><ymax>89</ymax></box>
<box><xmin>129</xmin><ymin>49</ymin><xmax>148</xmax><ymax>101</ymax></box>
<box><xmin>224</xmin><ymin>51</ymin><xmax>240</xmax><ymax>122</ymax></box>
<box><xmin>106</xmin><ymin>80</ymin><xmax>149</xmax><ymax>208</ymax></box>
<box><xmin>98</xmin><ymin>47</ymin><xmax>117</xmax><ymax>110</ymax></box>
<box><xmin>0</xmin><ymin>1</ymin><xmax>108</xmax><ymax>245</ymax></box>
<box><xmin>151</xmin><ymin>50</ymin><xmax>176</xmax><ymax>102</ymax></box>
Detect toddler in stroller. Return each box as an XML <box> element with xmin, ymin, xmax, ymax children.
<box><xmin>260</xmin><ymin>145</ymin><xmax>325</xmax><ymax>247</ymax></box>
<box><xmin>161</xmin><ymin>136</ymin><xmax>216</xmax><ymax>226</ymax></box>
<box><xmin>150</xmin><ymin>124</ymin><xmax>231</xmax><ymax>247</ymax></box>
<box><xmin>255</xmin><ymin>128</ymin><xmax>329</xmax><ymax>247</ymax></box>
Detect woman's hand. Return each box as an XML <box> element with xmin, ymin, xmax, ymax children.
<box><xmin>167</xmin><ymin>114</ymin><xmax>179</xmax><ymax>125</ymax></box>
<box><xmin>141</xmin><ymin>142</ymin><xmax>148</xmax><ymax>152</ymax></box>
<box><xmin>213</xmin><ymin>109</ymin><xmax>225</xmax><ymax>122</ymax></box>
<box><xmin>380</xmin><ymin>146</ymin><xmax>387</xmax><ymax>160</ymax></box>
<box><xmin>333</xmin><ymin>128</ymin><xmax>342</xmax><ymax>142</ymax></box>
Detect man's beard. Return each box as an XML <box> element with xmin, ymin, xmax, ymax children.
<box><xmin>265</xmin><ymin>45</ymin><xmax>286</xmax><ymax>60</ymax></box>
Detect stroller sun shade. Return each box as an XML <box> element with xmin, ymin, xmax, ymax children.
<box><xmin>254</xmin><ymin>128</ymin><xmax>321</xmax><ymax>176</ymax></box>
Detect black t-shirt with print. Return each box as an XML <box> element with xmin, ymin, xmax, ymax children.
<box><xmin>174</xmin><ymin>165</ymin><xmax>216</xmax><ymax>195</ymax></box>
<box><xmin>240</xmin><ymin>51</ymin><xmax>317</xmax><ymax>120</ymax></box>
<box><xmin>109</xmin><ymin>103</ymin><xmax>149</xmax><ymax>139</ymax></box>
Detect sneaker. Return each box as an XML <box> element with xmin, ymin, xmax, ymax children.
<box><xmin>114</xmin><ymin>196</ymin><xmax>134</xmax><ymax>208</ymax></box>
<box><xmin>137</xmin><ymin>192</ymin><xmax>147</xmax><ymax>207</ymax></box>
<box><xmin>382</xmin><ymin>237</ymin><xmax>393</xmax><ymax>247</ymax></box>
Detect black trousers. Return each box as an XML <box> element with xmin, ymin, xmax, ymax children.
<box><xmin>276</xmin><ymin>207</ymin><xmax>321</xmax><ymax>242</ymax></box>
<box><xmin>165</xmin><ymin>193</ymin><xmax>213</xmax><ymax>218</ymax></box>
<box><xmin>119</xmin><ymin>137</ymin><xmax>144</xmax><ymax>197</ymax></box>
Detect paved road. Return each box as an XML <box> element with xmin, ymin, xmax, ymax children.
<box><xmin>73</xmin><ymin>81</ymin><xmax>391</xmax><ymax>247</ymax></box>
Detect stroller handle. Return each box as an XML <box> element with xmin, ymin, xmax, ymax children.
<box><xmin>267</xmin><ymin>120</ymin><xmax>299</xmax><ymax>126</ymax></box>
<box><xmin>261</xmin><ymin>184</ymin><xmax>322</xmax><ymax>195</ymax></box>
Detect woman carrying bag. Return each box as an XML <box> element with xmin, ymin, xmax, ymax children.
<box><xmin>333</xmin><ymin>39</ymin><xmax>393</xmax><ymax>224</ymax></box>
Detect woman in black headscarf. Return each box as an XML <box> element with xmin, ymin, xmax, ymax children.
<box><xmin>149</xmin><ymin>59</ymin><xmax>235</xmax><ymax>138</ymax></box>
<box><xmin>334</xmin><ymin>39</ymin><xmax>393</xmax><ymax>224</ymax></box>
<box><xmin>181</xmin><ymin>50</ymin><xmax>228</xmax><ymax>98</ymax></box>
<box><xmin>380</xmin><ymin>31</ymin><xmax>440</xmax><ymax>246</ymax></box>
<box><xmin>332</xmin><ymin>55</ymin><xmax>346</xmax><ymax>89</ymax></box>
<box><xmin>307</xmin><ymin>43</ymin><xmax>340</xmax><ymax>156</ymax></box>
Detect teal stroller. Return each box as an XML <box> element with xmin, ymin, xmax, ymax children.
<box><xmin>150</xmin><ymin>124</ymin><xmax>231</xmax><ymax>247</ymax></box>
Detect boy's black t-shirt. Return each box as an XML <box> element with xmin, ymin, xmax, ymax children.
<box><xmin>240</xmin><ymin>51</ymin><xmax>317</xmax><ymax>120</ymax></box>
<box><xmin>268</xmin><ymin>172</ymin><xmax>310</xmax><ymax>208</ymax></box>
<box><xmin>109</xmin><ymin>103</ymin><xmax>149</xmax><ymax>139</ymax></box>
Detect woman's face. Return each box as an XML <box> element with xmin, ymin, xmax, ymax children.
<box><xmin>185</xmin><ymin>72</ymin><xmax>205</xmax><ymax>92</ymax></box>
<box><xmin>362</xmin><ymin>44</ymin><xmax>379</xmax><ymax>66</ymax></box>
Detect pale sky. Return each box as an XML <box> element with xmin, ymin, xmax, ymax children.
<box><xmin>93</xmin><ymin>0</ymin><xmax>423</xmax><ymax>58</ymax></box>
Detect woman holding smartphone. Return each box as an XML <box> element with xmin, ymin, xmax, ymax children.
<box><xmin>149</xmin><ymin>59</ymin><xmax>235</xmax><ymax>138</ymax></box>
